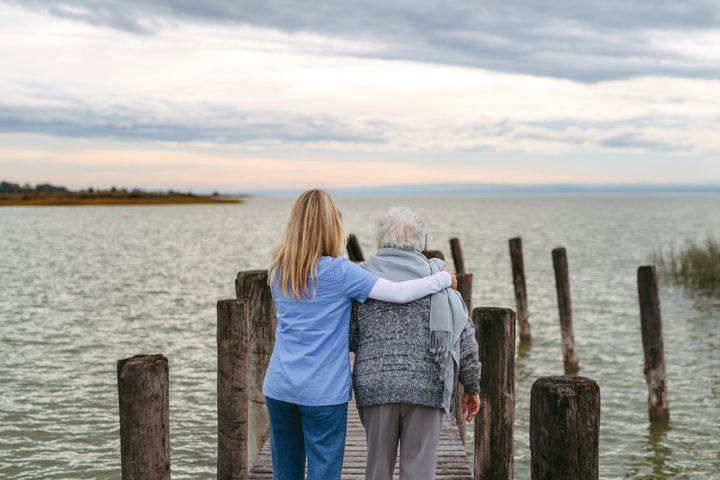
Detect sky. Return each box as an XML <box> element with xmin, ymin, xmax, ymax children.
<box><xmin>1</xmin><ymin>1</ymin><xmax>720</xmax><ymax>191</ymax></box>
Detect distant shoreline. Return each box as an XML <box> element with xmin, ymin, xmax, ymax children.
<box><xmin>0</xmin><ymin>180</ymin><xmax>247</xmax><ymax>206</ymax></box>
<box><xmin>0</xmin><ymin>195</ymin><xmax>244</xmax><ymax>206</ymax></box>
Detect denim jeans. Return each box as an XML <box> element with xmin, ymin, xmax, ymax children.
<box><xmin>265</xmin><ymin>396</ymin><xmax>348</xmax><ymax>480</ymax></box>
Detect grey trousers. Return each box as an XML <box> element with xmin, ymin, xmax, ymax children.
<box><xmin>358</xmin><ymin>404</ymin><xmax>443</xmax><ymax>480</ymax></box>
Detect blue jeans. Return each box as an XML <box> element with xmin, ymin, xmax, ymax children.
<box><xmin>265</xmin><ymin>396</ymin><xmax>348</xmax><ymax>480</ymax></box>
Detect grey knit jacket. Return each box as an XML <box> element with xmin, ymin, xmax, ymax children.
<box><xmin>349</xmin><ymin>295</ymin><xmax>481</xmax><ymax>410</ymax></box>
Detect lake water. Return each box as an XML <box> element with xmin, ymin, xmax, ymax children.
<box><xmin>1</xmin><ymin>196</ymin><xmax>719</xmax><ymax>479</ymax></box>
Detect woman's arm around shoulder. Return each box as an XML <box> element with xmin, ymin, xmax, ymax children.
<box><xmin>367</xmin><ymin>269</ymin><xmax>454</xmax><ymax>303</ymax></box>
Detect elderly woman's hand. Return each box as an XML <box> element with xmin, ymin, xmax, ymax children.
<box><xmin>442</xmin><ymin>267</ymin><xmax>458</xmax><ymax>290</ymax></box>
<box><xmin>462</xmin><ymin>393</ymin><xmax>480</xmax><ymax>422</ymax></box>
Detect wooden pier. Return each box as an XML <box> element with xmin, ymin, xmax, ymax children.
<box><xmin>116</xmin><ymin>237</ymin><xmax>610</xmax><ymax>480</ymax></box>
<box><xmin>248</xmin><ymin>399</ymin><xmax>472</xmax><ymax>479</ymax></box>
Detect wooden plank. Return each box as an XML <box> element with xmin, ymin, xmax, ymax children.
<box><xmin>249</xmin><ymin>399</ymin><xmax>472</xmax><ymax>479</ymax></box>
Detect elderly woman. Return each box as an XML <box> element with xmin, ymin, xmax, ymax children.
<box><xmin>349</xmin><ymin>207</ymin><xmax>481</xmax><ymax>480</ymax></box>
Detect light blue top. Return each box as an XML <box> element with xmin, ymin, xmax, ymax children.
<box><xmin>263</xmin><ymin>256</ymin><xmax>379</xmax><ymax>406</ymax></box>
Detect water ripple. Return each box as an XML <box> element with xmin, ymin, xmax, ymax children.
<box><xmin>1</xmin><ymin>197</ymin><xmax>719</xmax><ymax>479</ymax></box>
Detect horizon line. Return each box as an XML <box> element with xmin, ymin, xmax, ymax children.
<box><xmin>243</xmin><ymin>181</ymin><xmax>720</xmax><ymax>196</ymax></box>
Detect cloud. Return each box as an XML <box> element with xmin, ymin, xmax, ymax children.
<box><xmin>599</xmin><ymin>133</ymin><xmax>686</xmax><ymax>152</ymax></box>
<box><xmin>0</xmin><ymin>102</ymin><xmax>387</xmax><ymax>145</ymax></box>
<box><xmin>4</xmin><ymin>0</ymin><xmax>720</xmax><ymax>81</ymax></box>
<box><xmin>0</xmin><ymin>3</ymin><xmax>719</xmax><ymax>187</ymax></box>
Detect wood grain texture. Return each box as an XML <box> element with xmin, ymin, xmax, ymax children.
<box><xmin>248</xmin><ymin>400</ymin><xmax>472</xmax><ymax>479</ymax></box>
<box><xmin>235</xmin><ymin>270</ymin><xmax>277</xmax><ymax>465</ymax></box>
<box><xmin>472</xmin><ymin>307</ymin><xmax>515</xmax><ymax>480</ymax></box>
<box><xmin>552</xmin><ymin>247</ymin><xmax>580</xmax><ymax>374</ymax></box>
<box><xmin>530</xmin><ymin>376</ymin><xmax>600</xmax><ymax>480</ymax></box>
<box><xmin>217</xmin><ymin>299</ymin><xmax>249</xmax><ymax>480</ymax></box>
<box><xmin>637</xmin><ymin>266</ymin><xmax>670</xmax><ymax>422</ymax></box>
<box><xmin>117</xmin><ymin>354</ymin><xmax>170</xmax><ymax>480</ymax></box>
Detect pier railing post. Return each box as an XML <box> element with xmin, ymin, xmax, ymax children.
<box><xmin>117</xmin><ymin>354</ymin><xmax>170</xmax><ymax>480</ymax></box>
<box><xmin>472</xmin><ymin>307</ymin><xmax>515</xmax><ymax>480</ymax></box>
<box><xmin>450</xmin><ymin>237</ymin><xmax>466</xmax><ymax>274</ymax></box>
<box><xmin>552</xmin><ymin>247</ymin><xmax>580</xmax><ymax>374</ymax></box>
<box><xmin>236</xmin><ymin>270</ymin><xmax>277</xmax><ymax>465</ymax></box>
<box><xmin>217</xmin><ymin>299</ymin><xmax>249</xmax><ymax>480</ymax></box>
<box><xmin>347</xmin><ymin>233</ymin><xmax>365</xmax><ymax>262</ymax></box>
<box><xmin>452</xmin><ymin>273</ymin><xmax>474</xmax><ymax>444</ymax></box>
<box><xmin>637</xmin><ymin>266</ymin><xmax>670</xmax><ymax>422</ymax></box>
<box><xmin>508</xmin><ymin>237</ymin><xmax>531</xmax><ymax>340</ymax></box>
<box><xmin>530</xmin><ymin>376</ymin><xmax>600</xmax><ymax>480</ymax></box>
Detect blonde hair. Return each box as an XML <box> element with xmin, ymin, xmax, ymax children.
<box><xmin>269</xmin><ymin>189</ymin><xmax>346</xmax><ymax>299</ymax></box>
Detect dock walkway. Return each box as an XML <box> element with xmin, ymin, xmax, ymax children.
<box><xmin>248</xmin><ymin>400</ymin><xmax>473</xmax><ymax>479</ymax></box>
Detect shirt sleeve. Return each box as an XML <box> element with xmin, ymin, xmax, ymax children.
<box><xmin>336</xmin><ymin>258</ymin><xmax>380</xmax><ymax>303</ymax></box>
<box><xmin>367</xmin><ymin>272</ymin><xmax>451</xmax><ymax>303</ymax></box>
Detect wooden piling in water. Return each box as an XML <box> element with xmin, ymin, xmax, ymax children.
<box><xmin>452</xmin><ymin>273</ymin><xmax>474</xmax><ymax>444</ymax></box>
<box><xmin>422</xmin><ymin>249</ymin><xmax>445</xmax><ymax>260</ymax></box>
<box><xmin>450</xmin><ymin>237</ymin><xmax>466</xmax><ymax>274</ymax></box>
<box><xmin>472</xmin><ymin>307</ymin><xmax>515</xmax><ymax>480</ymax></box>
<box><xmin>530</xmin><ymin>376</ymin><xmax>600</xmax><ymax>480</ymax></box>
<box><xmin>552</xmin><ymin>247</ymin><xmax>580</xmax><ymax>374</ymax></box>
<box><xmin>347</xmin><ymin>233</ymin><xmax>365</xmax><ymax>262</ymax></box>
<box><xmin>235</xmin><ymin>270</ymin><xmax>277</xmax><ymax>464</ymax></box>
<box><xmin>457</xmin><ymin>273</ymin><xmax>473</xmax><ymax>314</ymax></box>
<box><xmin>217</xmin><ymin>299</ymin><xmax>249</xmax><ymax>480</ymax></box>
<box><xmin>117</xmin><ymin>354</ymin><xmax>170</xmax><ymax>480</ymax></box>
<box><xmin>508</xmin><ymin>237</ymin><xmax>531</xmax><ymax>340</ymax></box>
<box><xmin>637</xmin><ymin>266</ymin><xmax>670</xmax><ymax>422</ymax></box>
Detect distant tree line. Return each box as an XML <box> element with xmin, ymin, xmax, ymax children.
<box><xmin>1</xmin><ymin>181</ymin><xmax>69</xmax><ymax>194</ymax></box>
<box><xmin>0</xmin><ymin>181</ymin><xmax>197</xmax><ymax>197</ymax></box>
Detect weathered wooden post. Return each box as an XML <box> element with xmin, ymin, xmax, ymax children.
<box><xmin>530</xmin><ymin>376</ymin><xmax>600</xmax><ymax>480</ymax></box>
<box><xmin>236</xmin><ymin>270</ymin><xmax>277</xmax><ymax>464</ymax></box>
<box><xmin>508</xmin><ymin>237</ymin><xmax>531</xmax><ymax>340</ymax></box>
<box><xmin>117</xmin><ymin>354</ymin><xmax>170</xmax><ymax>480</ymax></box>
<box><xmin>637</xmin><ymin>266</ymin><xmax>670</xmax><ymax>422</ymax></box>
<box><xmin>450</xmin><ymin>237</ymin><xmax>466</xmax><ymax>274</ymax></box>
<box><xmin>422</xmin><ymin>249</ymin><xmax>445</xmax><ymax>260</ymax></box>
<box><xmin>457</xmin><ymin>273</ymin><xmax>473</xmax><ymax>316</ymax></box>
<box><xmin>552</xmin><ymin>247</ymin><xmax>580</xmax><ymax>374</ymax></box>
<box><xmin>217</xmin><ymin>299</ymin><xmax>249</xmax><ymax>480</ymax></box>
<box><xmin>347</xmin><ymin>233</ymin><xmax>365</xmax><ymax>262</ymax></box>
<box><xmin>473</xmin><ymin>307</ymin><xmax>515</xmax><ymax>480</ymax></box>
<box><xmin>452</xmin><ymin>273</ymin><xmax>474</xmax><ymax>444</ymax></box>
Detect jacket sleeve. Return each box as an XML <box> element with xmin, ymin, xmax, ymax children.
<box><xmin>458</xmin><ymin>319</ymin><xmax>481</xmax><ymax>395</ymax></box>
<box><xmin>349</xmin><ymin>301</ymin><xmax>360</xmax><ymax>353</ymax></box>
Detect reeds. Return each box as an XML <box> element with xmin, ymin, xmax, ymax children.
<box><xmin>650</xmin><ymin>237</ymin><xmax>720</xmax><ymax>291</ymax></box>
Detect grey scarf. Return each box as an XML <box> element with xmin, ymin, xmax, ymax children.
<box><xmin>363</xmin><ymin>247</ymin><xmax>468</xmax><ymax>413</ymax></box>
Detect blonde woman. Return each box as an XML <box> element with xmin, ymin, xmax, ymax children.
<box><xmin>263</xmin><ymin>190</ymin><xmax>456</xmax><ymax>480</ymax></box>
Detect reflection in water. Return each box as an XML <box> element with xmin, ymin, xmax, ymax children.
<box><xmin>645</xmin><ymin>421</ymin><xmax>676</xmax><ymax>478</ymax></box>
<box><xmin>622</xmin><ymin>421</ymin><xmax>677</xmax><ymax>480</ymax></box>
<box><xmin>515</xmin><ymin>338</ymin><xmax>533</xmax><ymax>384</ymax></box>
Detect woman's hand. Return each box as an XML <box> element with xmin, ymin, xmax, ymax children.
<box><xmin>462</xmin><ymin>393</ymin><xmax>480</xmax><ymax>423</ymax></box>
<box><xmin>442</xmin><ymin>267</ymin><xmax>458</xmax><ymax>290</ymax></box>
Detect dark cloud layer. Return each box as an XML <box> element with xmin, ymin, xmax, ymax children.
<box><xmin>5</xmin><ymin>0</ymin><xmax>720</xmax><ymax>81</ymax></box>
<box><xmin>0</xmin><ymin>102</ymin><xmax>387</xmax><ymax>145</ymax></box>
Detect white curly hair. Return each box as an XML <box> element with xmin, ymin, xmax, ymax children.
<box><xmin>375</xmin><ymin>206</ymin><xmax>427</xmax><ymax>251</ymax></box>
